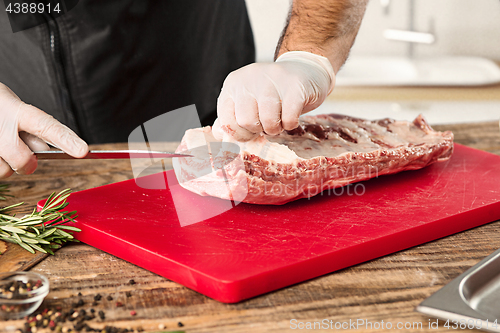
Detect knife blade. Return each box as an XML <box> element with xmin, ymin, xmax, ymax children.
<box><xmin>34</xmin><ymin>150</ymin><xmax>191</xmax><ymax>160</ymax></box>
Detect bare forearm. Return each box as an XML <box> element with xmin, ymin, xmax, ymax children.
<box><xmin>275</xmin><ymin>0</ymin><xmax>368</xmax><ymax>73</ymax></box>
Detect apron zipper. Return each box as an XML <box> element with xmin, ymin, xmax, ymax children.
<box><xmin>42</xmin><ymin>12</ymin><xmax>84</xmax><ymax>137</ymax></box>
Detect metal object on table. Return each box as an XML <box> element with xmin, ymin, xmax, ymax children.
<box><xmin>34</xmin><ymin>150</ymin><xmax>191</xmax><ymax>160</ymax></box>
<box><xmin>416</xmin><ymin>248</ymin><xmax>500</xmax><ymax>332</ymax></box>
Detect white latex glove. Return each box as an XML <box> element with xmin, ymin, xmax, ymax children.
<box><xmin>0</xmin><ymin>83</ymin><xmax>88</xmax><ymax>179</ymax></box>
<box><xmin>213</xmin><ymin>51</ymin><xmax>335</xmax><ymax>141</ymax></box>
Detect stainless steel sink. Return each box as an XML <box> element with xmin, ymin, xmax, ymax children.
<box><xmin>336</xmin><ymin>56</ymin><xmax>500</xmax><ymax>86</ymax></box>
<box><xmin>308</xmin><ymin>100</ymin><xmax>500</xmax><ymax>125</ymax></box>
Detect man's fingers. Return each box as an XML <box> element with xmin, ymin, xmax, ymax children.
<box><xmin>234</xmin><ymin>94</ymin><xmax>263</xmax><ymax>135</ymax></box>
<box><xmin>19</xmin><ymin>131</ymin><xmax>50</xmax><ymax>151</ymax></box>
<box><xmin>0</xmin><ymin>133</ymin><xmax>38</xmax><ymax>176</ymax></box>
<box><xmin>0</xmin><ymin>157</ymin><xmax>14</xmax><ymax>179</ymax></box>
<box><xmin>258</xmin><ymin>97</ymin><xmax>283</xmax><ymax>135</ymax></box>
<box><xmin>0</xmin><ymin>87</ymin><xmax>39</xmax><ymax>176</ymax></box>
<box><xmin>212</xmin><ymin>118</ymin><xmax>223</xmax><ymax>141</ymax></box>
<box><xmin>18</xmin><ymin>103</ymin><xmax>88</xmax><ymax>157</ymax></box>
<box><xmin>217</xmin><ymin>94</ymin><xmax>257</xmax><ymax>142</ymax></box>
<box><xmin>281</xmin><ymin>93</ymin><xmax>307</xmax><ymax>131</ymax></box>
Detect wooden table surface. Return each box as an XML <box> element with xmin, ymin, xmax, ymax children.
<box><xmin>1</xmin><ymin>120</ymin><xmax>500</xmax><ymax>333</ymax></box>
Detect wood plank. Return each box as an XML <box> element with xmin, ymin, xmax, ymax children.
<box><xmin>0</xmin><ymin>241</ymin><xmax>48</xmax><ymax>272</ymax></box>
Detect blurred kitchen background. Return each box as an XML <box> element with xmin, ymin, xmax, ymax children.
<box><xmin>245</xmin><ymin>0</ymin><xmax>500</xmax><ymax>124</ymax></box>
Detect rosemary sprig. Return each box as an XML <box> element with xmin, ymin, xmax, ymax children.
<box><xmin>0</xmin><ymin>183</ymin><xmax>12</xmax><ymax>200</ymax></box>
<box><xmin>0</xmin><ymin>188</ymin><xmax>80</xmax><ymax>254</ymax></box>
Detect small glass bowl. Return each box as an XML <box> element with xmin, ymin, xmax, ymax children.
<box><xmin>0</xmin><ymin>271</ymin><xmax>49</xmax><ymax>320</ymax></box>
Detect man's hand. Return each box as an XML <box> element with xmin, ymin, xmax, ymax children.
<box><xmin>0</xmin><ymin>83</ymin><xmax>88</xmax><ymax>179</ymax></box>
<box><xmin>214</xmin><ymin>0</ymin><xmax>368</xmax><ymax>142</ymax></box>
<box><xmin>213</xmin><ymin>51</ymin><xmax>334</xmax><ymax>141</ymax></box>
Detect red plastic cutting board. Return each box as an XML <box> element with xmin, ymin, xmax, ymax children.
<box><xmin>38</xmin><ymin>144</ymin><xmax>500</xmax><ymax>303</ymax></box>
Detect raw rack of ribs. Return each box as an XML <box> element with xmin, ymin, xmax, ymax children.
<box><xmin>173</xmin><ymin>114</ymin><xmax>454</xmax><ymax>205</ymax></box>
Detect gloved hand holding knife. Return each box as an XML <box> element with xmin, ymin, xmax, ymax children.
<box><xmin>0</xmin><ymin>83</ymin><xmax>88</xmax><ymax>179</ymax></box>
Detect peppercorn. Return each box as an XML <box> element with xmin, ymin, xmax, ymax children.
<box><xmin>74</xmin><ymin>321</ymin><xmax>85</xmax><ymax>331</ymax></box>
<box><xmin>16</xmin><ymin>306</ymin><xmax>147</xmax><ymax>333</ymax></box>
<box><xmin>98</xmin><ymin>310</ymin><xmax>105</xmax><ymax>320</ymax></box>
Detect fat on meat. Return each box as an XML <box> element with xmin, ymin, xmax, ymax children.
<box><xmin>172</xmin><ymin>114</ymin><xmax>454</xmax><ymax>205</ymax></box>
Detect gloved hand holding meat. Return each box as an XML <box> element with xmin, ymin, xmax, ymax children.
<box><xmin>212</xmin><ymin>51</ymin><xmax>335</xmax><ymax>142</ymax></box>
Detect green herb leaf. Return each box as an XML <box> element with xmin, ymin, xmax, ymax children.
<box><xmin>0</xmin><ymin>183</ymin><xmax>12</xmax><ymax>201</ymax></box>
<box><xmin>29</xmin><ymin>243</ymin><xmax>47</xmax><ymax>254</ymax></box>
<box><xmin>0</xmin><ymin>189</ymin><xmax>80</xmax><ymax>254</ymax></box>
<box><xmin>17</xmin><ymin>241</ymin><xmax>35</xmax><ymax>254</ymax></box>
<box><xmin>38</xmin><ymin>228</ymin><xmax>57</xmax><ymax>239</ymax></box>
<box><xmin>1</xmin><ymin>225</ymin><xmax>26</xmax><ymax>234</ymax></box>
<box><xmin>56</xmin><ymin>225</ymin><xmax>81</xmax><ymax>232</ymax></box>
